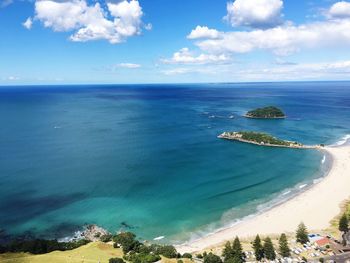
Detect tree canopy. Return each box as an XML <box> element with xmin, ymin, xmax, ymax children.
<box><xmin>296</xmin><ymin>222</ymin><xmax>309</xmax><ymax>244</ymax></box>
<box><xmin>252</xmin><ymin>235</ymin><xmax>264</xmax><ymax>261</ymax></box>
<box><xmin>339</xmin><ymin>213</ymin><xmax>349</xmax><ymax>233</ymax></box>
<box><xmin>263</xmin><ymin>237</ymin><xmax>276</xmax><ymax>261</ymax></box>
<box><xmin>279</xmin><ymin>233</ymin><xmax>291</xmax><ymax>258</ymax></box>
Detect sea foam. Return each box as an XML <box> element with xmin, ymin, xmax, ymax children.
<box><xmin>332</xmin><ymin>134</ymin><xmax>350</xmax><ymax>146</ymax></box>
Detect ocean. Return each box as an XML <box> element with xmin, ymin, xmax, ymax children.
<box><xmin>0</xmin><ymin>82</ymin><xmax>349</xmax><ymax>244</ymax></box>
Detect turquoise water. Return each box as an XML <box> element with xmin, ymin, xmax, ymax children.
<box><xmin>0</xmin><ymin>82</ymin><xmax>349</xmax><ymax>243</ymax></box>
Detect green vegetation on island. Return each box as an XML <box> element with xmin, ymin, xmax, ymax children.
<box><xmin>219</xmin><ymin>131</ymin><xmax>303</xmax><ymax>148</ymax></box>
<box><xmin>245</xmin><ymin>106</ymin><xmax>286</xmax><ymax>119</ymax></box>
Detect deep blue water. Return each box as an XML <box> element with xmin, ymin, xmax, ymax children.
<box><xmin>0</xmin><ymin>82</ymin><xmax>349</xmax><ymax>243</ymax></box>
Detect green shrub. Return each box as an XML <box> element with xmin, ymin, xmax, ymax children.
<box><xmin>124</xmin><ymin>252</ymin><xmax>161</xmax><ymax>263</ymax></box>
<box><xmin>109</xmin><ymin>257</ymin><xmax>126</xmax><ymax>263</ymax></box>
<box><xmin>113</xmin><ymin>232</ymin><xmax>140</xmax><ymax>253</ymax></box>
<box><xmin>196</xmin><ymin>254</ymin><xmax>203</xmax><ymax>259</ymax></box>
<box><xmin>203</xmin><ymin>252</ymin><xmax>222</xmax><ymax>263</ymax></box>
<box><xmin>2</xmin><ymin>239</ymin><xmax>89</xmax><ymax>255</ymax></box>
<box><xmin>100</xmin><ymin>234</ymin><xmax>113</xmax><ymax>242</ymax></box>
<box><xmin>182</xmin><ymin>253</ymin><xmax>192</xmax><ymax>259</ymax></box>
<box><xmin>157</xmin><ymin>245</ymin><xmax>177</xmax><ymax>258</ymax></box>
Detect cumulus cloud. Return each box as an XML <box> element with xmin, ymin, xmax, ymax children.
<box><xmin>194</xmin><ymin>18</ymin><xmax>350</xmax><ymax>56</ymax></box>
<box><xmin>23</xmin><ymin>17</ymin><xmax>33</xmax><ymax>29</ymax></box>
<box><xmin>162</xmin><ymin>47</ymin><xmax>230</xmax><ymax>65</ymax></box>
<box><xmin>187</xmin><ymin>26</ymin><xmax>221</xmax><ymax>39</ymax></box>
<box><xmin>327</xmin><ymin>1</ymin><xmax>350</xmax><ymax>19</ymax></box>
<box><xmin>162</xmin><ymin>67</ymin><xmax>215</xmax><ymax>76</ymax></box>
<box><xmin>32</xmin><ymin>0</ymin><xmax>145</xmax><ymax>43</ymax></box>
<box><xmin>116</xmin><ymin>63</ymin><xmax>141</xmax><ymax>68</ymax></box>
<box><xmin>224</xmin><ymin>0</ymin><xmax>283</xmax><ymax>28</ymax></box>
<box><xmin>235</xmin><ymin>60</ymin><xmax>350</xmax><ymax>80</ymax></box>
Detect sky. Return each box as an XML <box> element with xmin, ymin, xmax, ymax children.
<box><xmin>1</xmin><ymin>0</ymin><xmax>350</xmax><ymax>85</ymax></box>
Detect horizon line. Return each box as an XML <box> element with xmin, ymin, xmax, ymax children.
<box><xmin>1</xmin><ymin>79</ymin><xmax>350</xmax><ymax>87</ymax></box>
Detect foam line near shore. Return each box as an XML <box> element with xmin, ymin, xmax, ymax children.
<box><xmin>176</xmin><ymin>144</ymin><xmax>350</xmax><ymax>253</ymax></box>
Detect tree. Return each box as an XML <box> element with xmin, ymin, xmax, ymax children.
<box><xmin>222</xmin><ymin>241</ymin><xmax>233</xmax><ymax>261</ymax></box>
<box><xmin>263</xmin><ymin>237</ymin><xmax>276</xmax><ymax>261</ymax></box>
<box><xmin>100</xmin><ymin>234</ymin><xmax>113</xmax><ymax>242</ymax></box>
<box><xmin>279</xmin><ymin>233</ymin><xmax>291</xmax><ymax>258</ymax></box>
<box><xmin>204</xmin><ymin>252</ymin><xmax>223</xmax><ymax>263</ymax></box>
<box><xmin>182</xmin><ymin>253</ymin><xmax>192</xmax><ymax>259</ymax></box>
<box><xmin>222</xmin><ymin>237</ymin><xmax>245</xmax><ymax>263</ymax></box>
<box><xmin>113</xmin><ymin>232</ymin><xmax>140</xmax><ymax>253</ymax></box>
<box><xmin>339</xmin><ymin>213</ymin><xmax>349</xmax><ymax>233</ymax></box>
<box><xmin>252</xmin><ymin>235</ymin><xmax>264</xmax><ymax>261</ymax></box>
<box><xmin>157</xmin><ymin>245</ymin><xmax>177</xmax><ymax>258</ymax></box>
<box><xmin>109</xmin><ymin>258</ymin><xmax>126</xmax><ymax>263</ymax></box>
<box><xmin>296</xmin><ymin>222</ymin><xmax>309</xmax><ymax>244</ymax></box>
<box><xmin>231</xmin><ymin>237</ymin><xmax>245</xmax><ymax>263</ymax></box>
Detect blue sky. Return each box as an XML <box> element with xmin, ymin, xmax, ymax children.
<box><xmin>1</xmin><ymin>0</ymin><xmax>350</xmax><ymax>84</ymax></box>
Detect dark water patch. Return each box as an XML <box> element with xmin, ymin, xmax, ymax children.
<box><xmin>0</xmin><ymin>192</ymin><xmax>87</xmax><ymax>226</ymax></box>
<box><xmin>208</xmin><ymin>174</ymin><xmax>281</xmax><ymax>200</ymax></box>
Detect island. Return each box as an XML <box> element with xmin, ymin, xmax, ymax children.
<box><xmin>218</xmin><ymin>131</ymin><xmax>322</xmax><ymax>149</ymax></box>
<box><xmin>245</xmin><ymin>106</ymin><xmax>286</xmax><ymax>119</ymax></box>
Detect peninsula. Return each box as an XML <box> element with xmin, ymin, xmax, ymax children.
<box><xmin>245</xmin><ymin>106</ymin><xmax>286</xmax><ymax>119</ymax></box>
<box><xmin>218</xmin><ymin>131</ymin><xmax>322</xmax><ymax>149</ymax></box>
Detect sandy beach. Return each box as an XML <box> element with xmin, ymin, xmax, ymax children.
<box><xmin>177</xmin><ymin>145</ymin><xmax>350</xmax><ymax>253</ymax></box>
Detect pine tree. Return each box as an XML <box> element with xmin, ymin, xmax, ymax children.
<box><xmin>339</xmin><ymin>213</ymin><xmax>349</xmax><ymax>233</ymax></box>
<box><xmin>263</xmin><ymin>237</ymin><xmax>276</xmax><ymax>260</ymax></box>
<box><xmin>222</xmin><ymin>241</ymin><xmax>233</xmax><ymax>262</ymax></box>
<box><xmin>279</xmin><ymin>233</ymin><xmax>291</xmax><ymax>258</ymax></box>
<box><xmin>296</xmin><ymin>222</ymin><xmax>309</xmax><ymax>244</ymax></box>
<box><xmin>252</xmin><ymin>235</ymin><xmax>264</xmax><ymax>261</ymax></box>
<box><xmin>231</xmin><ymin>237</ymin><xmax>245</xmax><ymax>263</ymax></box>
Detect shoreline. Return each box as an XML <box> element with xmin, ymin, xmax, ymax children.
<box><xmin>244</xmin><ymin>115</ymin><xmax>286</xmax><ymax>119</ymax></box>
<box><xmin>176</xmin><ymin>145</ymin><xmax>350</xmax><ymax>253</ymax></box>
<box><xmin>218</xmin><ymin>132</ymin><xmax>321</xmax><ymax>149</ymax></box>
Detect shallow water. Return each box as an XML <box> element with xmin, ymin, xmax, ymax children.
<box><xmin>0</xmin><ymin>82</ymin><xmax>349</xmax><ymax>243</ymax></box>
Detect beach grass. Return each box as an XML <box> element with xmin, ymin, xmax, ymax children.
<box><xmin>0</xmin><ymin>241</ymin><xmax>123</xmax><ymax>263</ymax></box>
<box><xmin>328</xmin><ymin>200</ymin><xmax>350</xmax><ymax>236</ymax></box>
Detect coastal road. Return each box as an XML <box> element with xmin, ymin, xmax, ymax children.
<box><xmin>326</xmin><ymin>252</ymin><xmax>350</xmax><ymax>263</ymax></box>
<box><xmin>346</xmin><ymin>232</ymin><xmax>350</xmax><ymax>246</ymax></box>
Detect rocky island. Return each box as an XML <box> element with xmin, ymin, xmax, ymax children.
<box><xmin>218</xmin><ymin>131</ymin><xmax>322</xmax><ymax>149</ymax></box>
<box><xmin>245</xmin><ymin>106</ymin><xmax>286</xmax><ymax>119</ymax></box>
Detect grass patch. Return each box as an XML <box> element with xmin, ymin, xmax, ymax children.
<box><xmin>0</xmin><ymin>241</ymin><xmax>123</xmax><ymax>263</ymax></box>
<box><xmin>328</xmin><ymin>200</ymin><xmax>350</xmax><ymax>236</ymax></box>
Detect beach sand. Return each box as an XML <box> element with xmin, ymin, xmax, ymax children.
<box><xmin>177</xmin><ymin>145</ymin><xmax>350</xmax><ymax>253</ymax></box>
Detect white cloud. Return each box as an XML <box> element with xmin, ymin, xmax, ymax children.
<box><xmin>162</xmin><ymin>67</ymin><xmax>215</xmax><ymax>76</ymax></box>
<box><xmin>187</xmin><ymin>26</ymin><xmax>221</xmax><ymax>39</ymax></box>
<box><xmin>144</xmin><ymin>23</ymin><xmax>152</xmax><ymax>30</ymax></box>
<box><xmin>116</xmin><ymin>63</ymin><xmax>141</xmax><ymax>68</ymax></box>
<box><xmin>0</xmin><ymin>0</ymin><xmax>13</xmax><ymax>8</ymax></box>
<box><xmin>224</xmin><ymin>0</ymin><xmax>283</xmax><ymax>28</ymax></box>
<box><xmin>6</xmin><ymin>76</ymin><xmax>20</xmax><ymax>81</ymax></box>
<box><xmin>328</xmin><ymin>1</ymin><xmax>350</xmax><ymax>19</ymax></box>
<box><xmin>194</xmin><ymin>18</ymin><xmax>350</xmax><ymax>56</ymax></box>
<box><xmin>162</xmin><ymin>60</ymin><xmax>350</xmax><ymax>79</ymax></box>
<box><xmin>33</xmin><ymin>0</ymin><xmax>145</xmax><ymax>44</ymax></box>
<box><xmin>162</xmin><ymin>47</ymin><xmax>231</xmax><ymax>65</ymax></box>
<box><xmin>23</xmin><ymin>17</ymin><xmax>33</xmax><ymax>29</ymax></box>
<box><xmin>235</xmin><ymin>60</ymin><xmax>350</xmax><ymax>80</ymax></box>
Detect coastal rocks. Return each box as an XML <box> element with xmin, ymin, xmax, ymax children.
<box><xmin>82</xmin><ymin>225</ymin><xmax>110</xmax><ymax>242</ymax></box>
<box><xmin>59</xmin><ymin>224</ymin><xmax>111</xmax><ymax>243</ymax></box>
